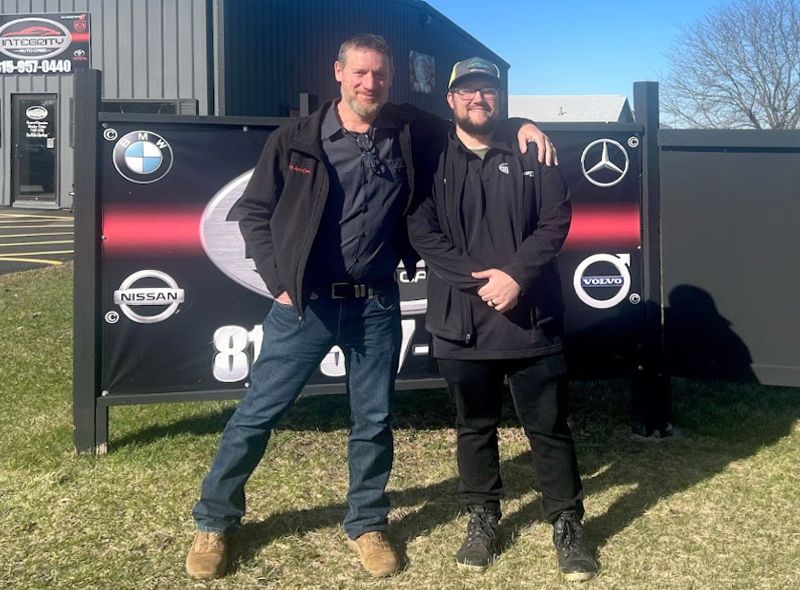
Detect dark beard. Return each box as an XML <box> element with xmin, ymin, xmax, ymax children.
<box><xmin>454</xmin><ymin>111</ymin><xmax>498</xmax><ymax>136</ymax></box>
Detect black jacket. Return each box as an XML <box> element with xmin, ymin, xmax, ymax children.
<box><xmin>232</xmin><ymin>100</ymin><xmax>445</xmax><ymax>315</ymax></box>
<box><xmin>407</xmin><ymin>131</ymin><xmax>572</xmax><ymax>357</ymax></box>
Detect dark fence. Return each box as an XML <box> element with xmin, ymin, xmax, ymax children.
<box><xmin>659</xmin><ymin>129</ymin><xmax>800</xmax><ymax>386</ymax></box>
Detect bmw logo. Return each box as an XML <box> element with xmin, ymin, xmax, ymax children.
<box><xmin>112</xmin><ymin>130</ymin><xmax>174</xmax><ymax>184</ymax></box>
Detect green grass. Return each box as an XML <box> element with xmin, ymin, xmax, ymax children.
<box><xmin>2</xmin><ymin>264</ymin><xmax>799</xmax><ymax>589</ymax></box>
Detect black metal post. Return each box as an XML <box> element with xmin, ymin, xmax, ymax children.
<box><xmin>72</xmin><ymin>69</ymin><xmax>105</xmax><ymax>454</ymax></box>
<box><xmin>632</xmin><ymin>81</ymin><xmax>672</xmax><ymax>437</ymax></box>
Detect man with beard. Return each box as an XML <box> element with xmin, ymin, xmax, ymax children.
<box><xmin>408</xmin><ymin>58</ymin><xmax>598</xmax><ymax>581</ymax></box>
<box><xmin>185</xmin><ymin>36</ymin><xmax>554</xmax><ymax>580</ymax></box>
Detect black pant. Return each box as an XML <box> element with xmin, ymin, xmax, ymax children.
<box><xmin>437</xmin><ymin>354</ymin><xmax>584</xmax><ymax>524</ymax></box>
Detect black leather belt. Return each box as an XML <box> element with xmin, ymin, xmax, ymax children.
<box><xmin>330</xmin><ymin>281</ymin><xmax>374</xmax><ymax>299</ymax></box>
<box><xmin>311</xmin><ymin>281</ymin><xmax>375</xmax><ymax>300</ymax></box>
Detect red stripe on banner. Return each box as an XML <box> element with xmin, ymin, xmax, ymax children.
<box><xmin>103</xmin><ymin>207</ymin><xmax>204</xmax><ymax>254</ymax></box>
<box><xmin>71</xmin><ymin>33</ymin><xmax>90</xmax><ymax>42</ymax></box>
<box><xmin>563</xmin><ymin>204</ymin><xmax>641</xmax><ymax>249</ymax></box>
<box><xmin>102</xmin><ymin>203</ymin><xmax>639</xmax><ymax>254</ymax></box>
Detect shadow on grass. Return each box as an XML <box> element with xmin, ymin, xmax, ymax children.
<box><xmin>112</xmin><ymin>405</ymin><xmax>238</xmax><ymax>448</ymax></box>
<box><xmin>231</xmin><ymin>449</ymin><xmax>548</xmax><ymax>572</ymax></box>
<box><xmin>115</xmin><ymin>378</ymin><xmax>800</xmax><ymax>570</ymax></box>
<box><xmin>112</xmin><ymin>388</ymin><xmax>457</xmax><ymax>449</ymax></box>
<box><xmin>577</xmin><ymin>379</ymin><xmax>800</xmax><ymax>553</ymax></box>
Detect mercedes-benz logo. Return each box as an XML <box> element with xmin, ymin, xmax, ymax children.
<box><xmin>581</xmin><ymin>139</ymin><xmax>629</xmax><ymax>188</ymax></box>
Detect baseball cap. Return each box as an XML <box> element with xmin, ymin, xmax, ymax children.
<box><xmin>448</xmin><ymin>57</ymin><xmax>501</xmax><ymax>89</ymax></box>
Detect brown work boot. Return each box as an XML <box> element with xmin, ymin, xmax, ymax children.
<box><xmin>185</xmin><ymin>530</ymin><xmax>228</xmax><ymax>580</ymax></box>
<box><xmin>347</xmin><ymin>531</ymin><xmax>400</xmax><ymax>577</ymax></box>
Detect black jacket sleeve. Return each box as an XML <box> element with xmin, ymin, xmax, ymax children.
<box><xmin>407</xmin><ymin>185</ymin><xmax>486</xmax><ymax>292</ymax></box>
<box><xmin>502</xmin><ymin>149</ymin><xmax>571</xmax><ymax>293</ymax></box>
<box><xmin>231</xmin><ymin>128</ymin><xmax>287</xmax><ymax>296</ymax></box>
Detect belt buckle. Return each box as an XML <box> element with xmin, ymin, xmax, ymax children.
<box><xmin>331</xmin><ymin>282</ymin><xmax>371</xmax><ymax>299</ymax></box>
<box><xmin>331</xmin><ymin>282</ymin><xmax>350</xmax><ymax>299</ymax></box>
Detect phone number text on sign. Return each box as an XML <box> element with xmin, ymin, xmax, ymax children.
<box><xmin>0</xmin><ymin>59</ymin><xmax>72</xmax><ymax>74</ymax></box>
<box><xmin>212</xmin><ymin>320</ymin><xmax>418</xmax><ymax>383</ymax></box>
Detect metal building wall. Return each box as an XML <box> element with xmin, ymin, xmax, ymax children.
<box><xmin>220</xmin><ymin>0</ymin><xmax>509</xmax><ymax>119</ymax></box>
<box><xmin>0</xmin><ymin>0</ymin><xmax>212</xmax><ymax>208</ymax></box>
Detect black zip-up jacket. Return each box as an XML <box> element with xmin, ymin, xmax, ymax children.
<box><xmin>408</xmin><ymin>131</ymin><xmax>572</xmax><ymax>357</ymax></box>
<box><xmin>232</xmin><ymin>100</ymin><xmax>445</xmax><ymax>315</ymax></box>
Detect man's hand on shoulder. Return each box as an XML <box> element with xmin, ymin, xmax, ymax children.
<box><xmin>472</xmin><ymin>269</ymin><xmax>521</xmax><ymax>313</ymax></box>
<box><xmin>517</xmin><ymin>123</ymin><xmax>558</xmax><ymax>166</ymax></box>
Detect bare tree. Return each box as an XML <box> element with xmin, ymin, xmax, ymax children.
<box><xmin>662</xmin><ymin>0</ymin><xmax>800</xmax><ymax>128</ymax></box>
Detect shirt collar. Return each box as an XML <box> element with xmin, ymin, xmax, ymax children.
<box><xmin>322</xmin><ymin>100</ymin><xmax>396</xmax><ymax>141</ymax></box>
<box><xmin>322</xmin><ymin>101</ymin><xmax>343</xmax><ymax>140</ymax></box>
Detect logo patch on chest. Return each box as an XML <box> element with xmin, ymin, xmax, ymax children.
<box><xmin>289</xmin><ymin>163</ymin><xmax>311</xmax><ymax>175</ymax></box>
<box><xmin>499</xmin><ymin>162</ymin><xmax>510</xmax><ymax>174</ymax></box>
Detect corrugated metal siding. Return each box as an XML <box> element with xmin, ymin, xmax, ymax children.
<box><xmin>509</xmin><ymin>95</ymin><xmax>635</xmax><ymax>123</ymax></box>
<box><xmin>0</xmin><ymin>0</ymin><xmax>210</xmax><ymax>207</ymax></box>
<box><xmin>222</xmin><ymin>0</ymin><xmax>509</xmax><ymax>119</ymax></box>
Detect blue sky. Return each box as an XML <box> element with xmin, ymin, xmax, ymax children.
<box><xmin>426</xmin><ymin>0</ymin><xmax>726</xmax><ymax>99</ymax></box>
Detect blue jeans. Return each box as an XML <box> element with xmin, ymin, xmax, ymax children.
<box><xmin>192</xmin><ymin>286</ymin><xmax>401</xmax><ymax>539</ymax></box>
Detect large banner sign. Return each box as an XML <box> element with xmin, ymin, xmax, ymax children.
<box><xmin>97</xmin><ymin>121</ymin><xmax>642</xmax><ymax>398</ymax></box>
<box><xmin>555</xmin><ymin>132</ymin><xmax>644</xmax><ymax>376</ymax></box>
<box><xmin>0</xmin><ymin>13</ymin><xmax>90</xmax><ymax>75</ymax></box>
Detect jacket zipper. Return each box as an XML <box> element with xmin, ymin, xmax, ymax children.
<box><xmin>449</xmin><ymin>154</ymin><xmax>472</xmax><ymax>344</ymax></box>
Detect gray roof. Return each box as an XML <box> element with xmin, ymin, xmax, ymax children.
<box><xmin>508</xmin><ymin>95</ymin><xmax>634</xmax><ymax>123</ymax></box>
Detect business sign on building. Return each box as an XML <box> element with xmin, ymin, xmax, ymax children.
<box><xmin>0</xmin><ymin>13</ymin><xmax>90</xmax><ymax>74</ymax></box>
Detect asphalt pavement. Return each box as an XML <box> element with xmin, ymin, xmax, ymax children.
<box><xmin>0</xmin><ymin>207</ymin><xmax>74</xmax><ymax>275</ymax></box>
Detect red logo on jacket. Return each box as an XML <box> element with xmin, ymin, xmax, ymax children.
<box><xmin>289</xmin><ymin>163</ymin><xmax>311</xmax><ymax>175</ymax></box>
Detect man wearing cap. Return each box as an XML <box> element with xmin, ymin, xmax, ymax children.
<box><xmin>408</xmin><ymin>57</ymin><xmax>598</xmax><ymax>581</ymax></box>
<box><xmin>185</xmin><ymin>35</ymin><xmax>555</xmax><ymax>581</ymax></box>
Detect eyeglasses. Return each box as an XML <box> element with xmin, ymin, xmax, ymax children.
<box><xmin>349</xmin><ymin>130</ymin><xmax>381</xmax><ymax>173</ymax></box>
<box><xmin>451</xmin><ymin>87</ymin><xmax>500</xmax><ymax>100</ymax></box>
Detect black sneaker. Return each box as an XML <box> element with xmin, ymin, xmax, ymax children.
<box><xmin>455</xmin><ymin>505</ymin><xmax>500</xmax><ymax>572</ymax></box>
<box><xmin>553</xmin><ymin>511</ymin><xmax>598</xmax><ymax>582</ymax></box>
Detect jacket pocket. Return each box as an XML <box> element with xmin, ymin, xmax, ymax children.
<box><xmin>424</xmin><ymin>278</ymin><xmax>465</xmax><ymax>340</ymax></box>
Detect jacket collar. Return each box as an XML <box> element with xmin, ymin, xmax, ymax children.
<box><xmin>291</xmin><ymin>99</ymin><xmax>400</xmax><ymax>159</ymax></box>
<box><xmin>288</xmin><ymin>100</ymin><xmax>334</xmax><ymax>160</ymax></box>
<box><xmin>448</xmin><ymin>126</ymin><xmax>515</xmax><ymax>157</ymax></box>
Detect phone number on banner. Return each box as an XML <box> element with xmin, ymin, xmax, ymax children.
<box><xmin>0</xmin><ymin>60</ymin><xmax>73</xmax><ymax>74</ymax></box>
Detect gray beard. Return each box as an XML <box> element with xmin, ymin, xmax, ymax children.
<box><xmin>346</xmin><ymin>95</ymin><xmax>383</xmax><ymax>118</ymax></box>
<box><xmin>455</xmin><ymin>112</ymin><xmax>498</xmax><ymax>137</ymax></box>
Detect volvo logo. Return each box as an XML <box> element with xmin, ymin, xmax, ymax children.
<box><xmin>0</xmin><ymin>17</ymin><xmax>71</xmax><ymax>60</ymax></box>
<box><xmin>581</xmin><ymin>139</ymin><xmax>629</xmax><ymax>188</ymax></box>
<box><xmin>112</xmin><ymin>270</ymin><xmax>185</xmax><ymax>323</ymax></box>
<box><xmin>573</xmin><ymin>253</ymin><xmax>635</xmax><ymax>309</ymax></box>
<box><xmin>112</xmin><ymin>130</ymin><xmax>174</xmax><ymax>184</ymax></box>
